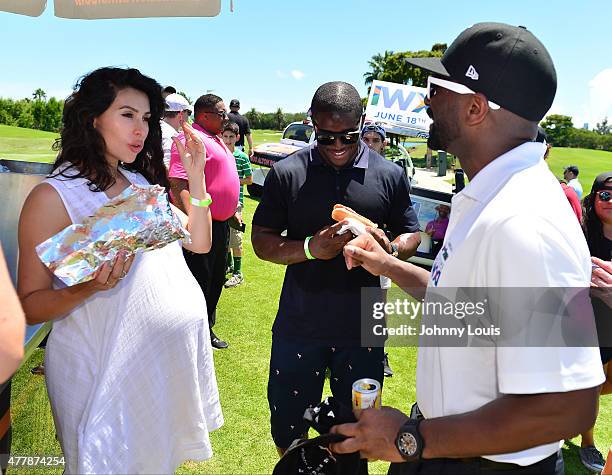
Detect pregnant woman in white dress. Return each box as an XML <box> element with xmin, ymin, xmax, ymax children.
<box><xmin>17</xmin><ymin>67</ymin><xmax>223</xmax><ymax>474</ymax></box>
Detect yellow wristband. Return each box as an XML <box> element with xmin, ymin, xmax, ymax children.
<box><xmin>190</xmin><ymin>194</ymin><xmax>212</xmax><ymax>207</ymax></box>
<box><xmin>304</xmin><ymin>236</ymin><xmax>316</xmax><ymax>260</ymax></box>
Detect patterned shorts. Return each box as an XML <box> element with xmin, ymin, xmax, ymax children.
<box><xmin>267</xmin><ymin>337</ymin><xmax>384</xmax><ymax>448</ymax></box>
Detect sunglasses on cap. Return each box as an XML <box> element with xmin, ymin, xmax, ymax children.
<box><xmin>361</xmin><ymin>124</ymin><xmax>386</xmax><ymax>139</ymax></box>
<box><xmin>315</xmin><ymin>124</ymin><xmax>362</xmax><ymax>146</ymax></box>
<box><xmin>596</xmin><ymin>190</ymin><xmax>611</xmax><ymax>202</ymax></box>
<box><xmin>427</xmin><ymin>76</ymin><xmax>501</xmax><ymax>110</ymax></box>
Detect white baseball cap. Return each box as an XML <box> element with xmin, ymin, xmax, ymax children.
<box><xmin>165</xmin><ymin>93</ymin><xmax>192</xmax><ymax>113</ymax></box>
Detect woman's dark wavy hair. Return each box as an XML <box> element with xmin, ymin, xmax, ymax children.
<box><xmin>51</xmin><ymin>67</ymin><xmax>168</xmax><ymax>191</ymax></box>
<box><xmin>582</xmin><ymin>177</ymin><xmax>612</xmax><ymax>259</ymax></box>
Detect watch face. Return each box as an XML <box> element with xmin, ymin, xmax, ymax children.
<box><xmin>399</xmin><ymin>432</ymin><xmax>418</xmax><ymax>457</ymax></box>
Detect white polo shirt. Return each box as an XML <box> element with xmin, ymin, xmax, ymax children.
<box><xmin>567</xmin><ymin>178</ymin><xmax>583</xmax><ymax>200</ymax></box>
<box><xmin>161</xmin><ymin>120</ymin><xmax>179</xmax><ymax>169</ymax></box>
<box><xmin>417</xmin><ymin>142</ymin><xmax>605</xmax><ymax>466</ymax></box>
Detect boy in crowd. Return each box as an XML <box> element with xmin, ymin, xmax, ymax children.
<box><xmin>222</xmin><ymin>122</ymin><xmax>253</xmax><ymax>288</ymax></box>
<box><xmin>361</xmin><ymin>122</ymin><xmax>387</xmax><ymax>156</ymax></box>
<box><xmin>564</xmin><ymin>165</ymin><xmax>583</xmax><ymax>199</ymax></box>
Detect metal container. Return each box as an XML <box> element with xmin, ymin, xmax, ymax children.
<box><xmin>0</xmin><ymin>160</ymin><xmax>53</xmax><ymax>283</ymax></box>
<box><xmin>352</xmin><ymin>378</ymin><xmax>381</xmax><ymax>411</ymax></box>
<box><xmin>0</xmin><ymin>160</ymin><xmax>53</xmax><ymax>371</ymax></box>
<box><xmin>0</xmin><ymin>160</ymin><xmax>55</xmax><ymax>459</ymax></box>
<box><xmin>0</xmin><ymin>159</ymin><xmax>54</xmax><ymax>176</ymax></box>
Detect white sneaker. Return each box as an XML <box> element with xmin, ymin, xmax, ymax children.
<box><xmin>224</xmin><ymin>273</ymin><xmax>244</xmax><ymax>288</ymax></box>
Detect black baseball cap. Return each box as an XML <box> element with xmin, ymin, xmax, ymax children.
<box><xmin>406</xmin><ymin>22</ymin><xmax>557</xmax><ymax>122</ymax></box>
<box><xmin>230</xmin><ymin>99</ymin><xmax>240</xmax><ymax>108</ymax></box>
<box><xmin>592</xmin><ymin>172</ymin><xmax>612</xmax><ymax>192</ymax></box>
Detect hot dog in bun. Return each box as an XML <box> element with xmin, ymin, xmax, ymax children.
<box><xmin>331</xmin><ymin>204</ymin><xmax>377</xmax><ymax>228</ymax></box>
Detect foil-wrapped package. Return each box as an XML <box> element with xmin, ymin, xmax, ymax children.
<box><xmin>36</xmin><ymin>184</ymin><xmax>190</xmax><ymax>286</ymax></box>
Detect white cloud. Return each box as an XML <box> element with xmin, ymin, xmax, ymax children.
<box><xmin>290</xmin><ymin>70</ymin><xmax>305</xmax><ymax>80</ymax></box>
<box><xmin>275</xmin><ymin>69</ymin><xmax>305</xmax><ymax>80</ymax></box>
<box><xmin>586</xmin><ymin>68</ymin><xmax>612</xmax><ymax>127</ymax></box>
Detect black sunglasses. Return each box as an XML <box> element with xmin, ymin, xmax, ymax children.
<box><xmin>204</xmin><ymin>110</ymin><xmax>228</xmax><ymax>119</ymax></box>
<box><xmin>315</xmin><ymin>127</ymin><xmax>361</xmax><ymax>146</ymax></box>
<box><xmin>596</xmin><ymin>190</ymin><xmax>611</xmax><ymax>202</ymax></box>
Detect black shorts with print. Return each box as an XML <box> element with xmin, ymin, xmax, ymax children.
<box><xmin>267</xmin><ymin>337</ymin><xmax>384</xmax><ymax>449</ymax></box>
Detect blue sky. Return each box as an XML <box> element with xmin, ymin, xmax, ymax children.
<box><xmin>1</xmin><ymin>0</ymin><xmax>611</xmax><ymax>128</ymax></box>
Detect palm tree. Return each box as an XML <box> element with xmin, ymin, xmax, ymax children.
<box><xmin>32</xmin><ymin>88</ymin><xmax>46</xmax><ymax>102</ymax></box>
<box><xmin>245</xmin><ymin>108</ymin><xmax>260</xmax><ymax>129</ymax></box>
<box><xmin>274</xmin><ymin>108</ymin><xmax>284</xmax><ymax>131</ymax></box>
<box><xmin>363</xmin><ymin>50</ymin><xmax>394</xmax><ymax>88</ymax></box>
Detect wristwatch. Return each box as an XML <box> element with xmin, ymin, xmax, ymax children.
<box><xmin>389</xmin><ymin>242</ymin><xmax>399</xmax><ymax>258</ymax></box>
<box><xmin>395</xmin><ymin>419</ymin><xmax>425</xmax><ymax>461</ymax></box>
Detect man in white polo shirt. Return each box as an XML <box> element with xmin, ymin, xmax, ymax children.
<box><xmin>161</xmin><ymin>93</ymin><xmax>192</xmax><ymax>168</ymax></box>
<box><xmin>330</xmin><ymin>23</ymin><xmax>604</xmax><ymax>474</ymax></box>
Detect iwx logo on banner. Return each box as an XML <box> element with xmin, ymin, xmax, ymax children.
<box><xmin>370</xmin><ymin>85</ymin><xmax>427</xmax><ymax>113</ymax></box>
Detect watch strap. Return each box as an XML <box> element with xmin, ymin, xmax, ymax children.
<box><xmin>396</xmin><ymin>418</ymin><xmax>425</xmax><ymax>461</ymax></box>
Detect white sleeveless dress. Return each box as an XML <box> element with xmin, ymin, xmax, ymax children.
<box><xmin>43</xmin><ymin>166</ymin><xmax>223</xmax><ymax>474</ymax></box>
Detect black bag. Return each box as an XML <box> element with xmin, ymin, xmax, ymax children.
<box><xmin>272</xmin><ymin>397</ymin><xmax>367</xmax><ymax>475</ymax></box>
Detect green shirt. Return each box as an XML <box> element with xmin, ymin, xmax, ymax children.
<box><xmin>234</xmin><ymin>149</ymin><xmax>252</xmax><ymax>206</ymax></box>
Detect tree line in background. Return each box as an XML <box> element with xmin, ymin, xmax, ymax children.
<box><xmin>0</xmin><ymin>90</ymin><xmax>308</xmax><ymax>133</ymax></box>
<box><xmin>364</xmin><ymin>43</ymin><xmax>447</xmax><ymax>90</ymax></box>
<box><xmin>541</xmin><ymin>115</ymin><xmax>612</xmax><ymax>152</ymax></box>
<box><xmin>1</xmin><ymin>84</ymin><xmax>611</xmax><ymax>151</ymax></box>
<box><xmin>0</xmin><ymin>89</ymin><xmax>63</xmax><ymax>132</ymax></box>
<box><xmin>243</xmin><ymin>108</ymin><xmax>306</xmax><ymax>131</ymax></box>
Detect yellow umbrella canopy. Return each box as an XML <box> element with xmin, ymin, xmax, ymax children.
<box><xmin>0</xmin><ymin>0</ymin><xmax>47</xmax><ymax>16</ymax></box>
<box><xmin>0</xmin><ymin>0</ymin><xmax>223</xmax><ymax>18</ymax></box>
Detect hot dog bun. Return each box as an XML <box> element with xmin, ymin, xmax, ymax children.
<box><xmin>331</xmin><ymin>204</ymin><xmax>377</xmax><ymax>228</ymax></box>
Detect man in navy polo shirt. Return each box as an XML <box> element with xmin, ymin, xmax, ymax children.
<box><xmin>252</xmin><ymin>81</ymin><xmax>420</xmax><ymax>456</ymax></box>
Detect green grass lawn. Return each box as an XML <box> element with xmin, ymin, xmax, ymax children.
<box><xmin>3</xmin><ymin>124</ymin><xmax>612</xmax><ymax>474</ymax></box>
<box><xmin>7</xmin><ymin>190</ymin><xmax>612</xmax><ymax>474</ymax></box>
<box><xmin>546</xmin><ymin>147</ymin><xmax>611</xmax><ymax>194</ymax></box>
<box><xmin>251</xmin><ymin>129</ymin><xmax>283</xmax><ymax>145</ymax></box>
<box><xmin>406</xmin><ymin>144</ymin><xmax>611</xmax><ymax>195</ymax></box>
<box><xmin>0</xmin><ymin>124</ymin><xmax>59</xmax><ymax>163</ymax></box>
<box><xmin>0</xmin><ymin>126</ymin><xmax>282</xmax><ymax>165</ymax></box>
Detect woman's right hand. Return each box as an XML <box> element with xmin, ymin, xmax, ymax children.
<box><xmin>172</xmin><ymin>122</ymin><xmax>206</xmax><ymax>182</ymax></box>
<box><xmin>84</xmin><ymin>250</ymin><xmax>135</xmax><ymax>292</ymax></box>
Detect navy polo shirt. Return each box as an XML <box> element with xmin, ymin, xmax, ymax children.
<box><xmin>253</xmin><ymin>142</ymin><xmax>419</xmax><ymax>345</ymax></box>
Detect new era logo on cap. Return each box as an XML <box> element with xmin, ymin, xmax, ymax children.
<box><xmin>465</xmin><ymin>65</ymin><xmax>479</xmax><ymax>80</ymax></box>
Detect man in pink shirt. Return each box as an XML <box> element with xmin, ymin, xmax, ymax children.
<box><xmin>425</xmin><ymin>204</ymin><xmax>450</xmax><ymax>255</ymax></box>
<box><xmin>169</xmin><ymin>94</ymin><xmax>240</xmax><ymax>349</ymax></box>
<box><xmin>561</xmin><ymin>182</ymin><xmax>582</xmax><ymax>223</ymax></box>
